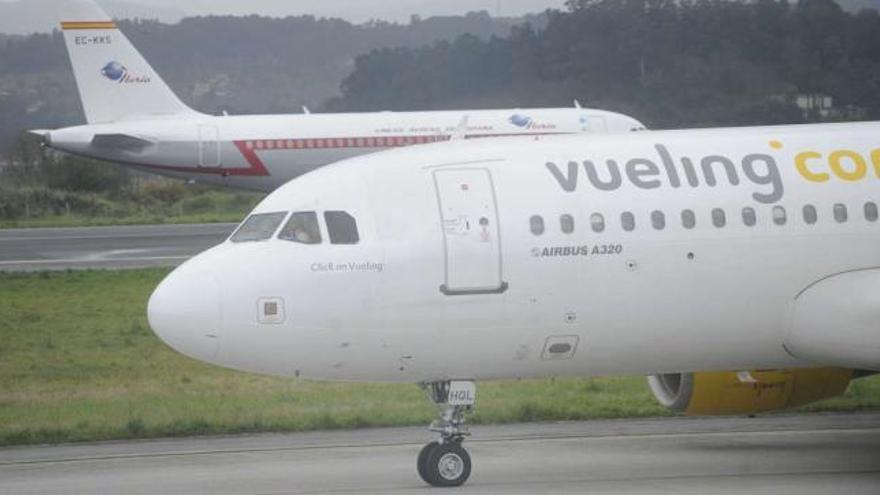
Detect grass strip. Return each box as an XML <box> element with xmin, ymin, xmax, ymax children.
<box><xmin>1</xmin><ymin>269</ymin><xmax>878</xmax><ymax>446</ymax></box>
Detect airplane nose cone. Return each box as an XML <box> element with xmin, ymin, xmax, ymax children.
<box><xmin>148</xmin><ymin>266</ymin><xmax>221</xmax><ymax>362</ymax></box>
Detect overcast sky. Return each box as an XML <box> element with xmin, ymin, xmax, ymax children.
<box><xmin>0</xmin><ymin>0</ymin><xmax>568</xmax><ymax>34</ymax></box>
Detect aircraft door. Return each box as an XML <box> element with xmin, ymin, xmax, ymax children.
<box><xmin>433</xmin><ymin>168</ymin><xmax>507</xmax><ymax>295</ymax></box>
<box><xmin>197</xmin><ymin>125</ymin><xmax>221</xmax><ymax>167</ymax></box>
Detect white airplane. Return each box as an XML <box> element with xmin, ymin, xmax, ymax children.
<box><xmin>148</xmin><ymin>119</ymin><xmax>880</xmax><ymax>486</ymax></box>
<box><xmin>34</xmin><ymin>0</ymin><xmax>646</xmax><ymax>192</ymax></box>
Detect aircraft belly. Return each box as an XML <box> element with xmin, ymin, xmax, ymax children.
<box><xmin>787</xmin><ymin>268</ymin><xmax>880</xmax><ymax>371</ymax></box>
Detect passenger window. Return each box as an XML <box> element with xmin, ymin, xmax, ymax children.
<box><xmin>712</xmin><ymin>208</ymin><xmax>726</xmax><ymax>228</ymax></box>
<box><xmin>591</xmin><ymin>213</ymin><xmax>605</xmax><ymax>233</ymax></box>
<box><xmin>651</xmin><ymin>210</ymin><xmax>666</xmax><ymax>230</ymax></box>
<box><xmin>681</xmin><ymin>209</ymin><xmax>696</xmax><ymax>229</ymax></box>
<box><xmin>324</xmin><ymin>211</ymin><xmax>360</xmax><ymax>244</ymax></box>
<box><xmin>742</xmin><ymin>207</ymin><xmax>757</xmax><ymax>227</ymax></box>
<box><xmin>561</xmin><ymin>214</ymin><xmax>575</xmax><ymax>234</ymax></box>
<box><xmin>530</xmin><ymin>215</ymin><xmax>545</xmax><ymax>236</ymax></box>
<box><xmin>278</xmin><ymin>212</ymin><xmax>322</xmax><ymax>244</ymax></box>
<box><xmin>772</xmin><ymin>206</ymin><xmax>787</xmax><ymax>226</ymax></box>
<box><xmin>865</xmin><ymin>202</ymin><xmax>878</xmax><ymax>222</ymax></box>
<box><xmin>621</xmin><ymin>211</ymin><xmax>635</xmax><ymax>232</ymax></box>
<box><xmin>231</xmin><ymin>212</ymin><xmax>288</xmax><ymax>243</ymax></box>
<box><xmin>834</xmin><ymin>204</ymin><xmax>848</xmax><ymax>223</ymax></box>
<box><xmin>803</xmin><ymin>205</ymin><xmax>818</xmax><ymax>225</ymax></box>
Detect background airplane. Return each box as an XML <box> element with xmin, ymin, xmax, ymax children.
<box><xmin>33</xmin><ymin>0</ymin><xmax>646</xmax><ymax>192</ymax></box>
<box><xmin>148</xmin><ymin>119</ymin><xmax>880</xmax><ymax>486</ymax></box>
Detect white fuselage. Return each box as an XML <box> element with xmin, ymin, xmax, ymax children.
<box><xmin>49</xmin><ymin>2</ymin><xmax>645</xmax><ymax>193</ymax></box>
<box><xmin>47</xmin><ymin>108</ymin><xmax>645</xmax><ymax>192</ymax></box>
<box><xmin>148</xmin><ymin>121</ymin><xmax>880</xmax><ymax>383</ymax></box>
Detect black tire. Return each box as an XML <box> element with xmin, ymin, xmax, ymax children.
<box><xmin>417</xmin><ymin>441</ymin><xmax>439</xmax><ymax>484</ymax></box>
<box><xmin>423</xmin><ymin>441</ymin><xmax>471</xmax><ymax>487</ymax></box>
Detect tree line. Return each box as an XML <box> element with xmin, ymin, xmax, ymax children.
<box><xmin>330</xmin><ymin>0</ymin><xmax>880</xmax><ymax>129</ymax></box>
<box><xmin>2</xmin><ymin>0</ymin><xmax>878</xmax><ymax>202</ymax></box>
<box><xmin>0</xmin><ymin>10</ymin><xmax>534</xmax><ymax>205</ymax></box>
<box><xmin>0</xmin><ymin>11</ymin><xmax>531</xmax><ymax>158</ymax></box>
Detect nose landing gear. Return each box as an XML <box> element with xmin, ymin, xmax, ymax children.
<box><xmin>417</xmin><ymin>381</ymin><xmax>476</xmax><ymax>487</ymax></box>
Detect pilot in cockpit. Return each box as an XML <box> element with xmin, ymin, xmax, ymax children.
<box><xmin>278</xmin><ymin>212</ymin><xmax>322</xmax><ymax>244</ymax></box>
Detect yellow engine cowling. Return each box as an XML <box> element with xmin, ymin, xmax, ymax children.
<box><xmin>647</xmin><ymin>368</ymin><xmax>853</xmax><ymax>416</ymax></box>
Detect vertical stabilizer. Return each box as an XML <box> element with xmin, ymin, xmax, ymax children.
<box><xmin>60</xmin><ymin>0</ymin><xmax>199</xmax><ymax>123</ymax></box>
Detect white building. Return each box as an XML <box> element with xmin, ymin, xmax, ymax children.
<box><xmin>796</xmin><ymin>94</ymin><xmax>834</xmax><ymax>119</ymax></box>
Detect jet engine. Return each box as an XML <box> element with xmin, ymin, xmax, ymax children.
<box><xmin>647</xmin><ymin>368</ymin><xmax>853</xmax><ymax>416</ymax></box>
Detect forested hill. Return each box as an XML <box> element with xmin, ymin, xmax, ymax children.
<box><xmin>2</xmin><ymin>0</ymin><xmax>879</xmax><ymax>159</ymax></box>
<box><xmin>332</xmin><ymin>0</ymin><xmax>880</xmax><ymax>129</ymax></box>
<box><xmin>838</xmin><ymin>0</ymin><xmax>880</xmax><ymax>13</ymax></box>
<box><xmin>0</xmin><ymin>11</ymin><xmax>536</xmax><ymax>156</ymax></box>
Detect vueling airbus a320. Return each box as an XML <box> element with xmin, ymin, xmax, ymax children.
<box><xmin>33</xmin><ymin>0</ymin><xmax>645</xmax><ymax>192</ymax></box>
<box><xmin>148</xmin><ymin>118</ymin><xmax>880</xmax><ymax>486</ymax></box>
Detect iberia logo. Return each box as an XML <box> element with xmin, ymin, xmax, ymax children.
<box><xmin>101</xmin><ymin>61</ymin><xmax>151</xmax><ymax>84</ymax></box>
<box><xmin>509</xmin><ymin>113</ymin><xmax>557</xmax><ymax>131</ymax></box>
<box><xmin>509</xmin><ymin>114</ymin><xmax>534</xmax><ymax>128</ymax></box>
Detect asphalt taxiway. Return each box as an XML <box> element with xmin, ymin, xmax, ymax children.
<box><xmin>1</xmin><ymin>413</ymin><xmax>878</xmax><ymax>494</ymax></box>
<box><xmin>0</xmin><ymin>223</ymin><xmax>236</xmax><ymax>271</ymax></box>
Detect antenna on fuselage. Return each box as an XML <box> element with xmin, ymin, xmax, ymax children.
<box><xmin>302</xmin><ymin>106</ymin><xmax>311</xmax><ymax>114</ymax></box>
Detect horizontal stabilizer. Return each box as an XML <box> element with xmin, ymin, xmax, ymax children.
<box><xmin>91</xmin><ymin>133</ymin><xmax>155</xmax><ymax>152</ymax></box>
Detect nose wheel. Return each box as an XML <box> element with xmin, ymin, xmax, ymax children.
<box><xmin>417</xmin><ymin>381</ymin><xmax>476</xmax><ymax>487</ymax></box>
<box><xmin>417</xmin><ymin>440</ymin><xmax>472</xmax><ymax>487</ymax></box>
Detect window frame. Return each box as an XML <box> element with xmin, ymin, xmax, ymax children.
<box><xmin>711</xmin><ymin>208</ymin><xmax>726</xmax><ymax>228</ymax></box>
<box><xmin>772</xmin><ymin>206</ymin><xmax>787</xmax><ymax>226</ymax></box>
<box><xmin>742</xmin><ymin>207</ymin><xmax>757</xmax><ymax>227</ymax></box>
<box><xmin>834</xmin><ymin>203</ymin><xmax>849</xmax><ymax>223</ymax></box>
<box><xmin>530</xmin><ymin>215</ymin><xmax>545</xmax><ymax>236</ymax></box>
<box><xmin>621</xmin><ymin>211</ymin><xmax>636</xmax><ymax>232</ymax></box>
<box><xmin>865</xmin><ymin>202</ymin><xmax>878</xmax><ymax>222</ymax></box>
<box><xmin>651</xmin><ymin>210</ymin><xmax>666</xmax><ymax>230</ymax></box>
<box><xmin>324</xmin><ymin>210</ymin><xmax>360</xmax><ymax>245</ymax></box>
<box><xmin>590</xmin><ymin>213</ymin><xmax>605</xmax><ymax>233</ymax></box>
<box><xmin>560</xmin><ymin>214</ymin><xmax>575</xmax><ymax>234</ymax></box>
<box><xmin>230</xmin><ymin>211</ymin><xmax>289</xmax><ymax>243</ymax></box>
<box><xmin>803</xmin><ymin>205</ymin><xmax>818</xmax><ymax>225</ymax></box>
<box><xmin>278</xmin><ymin>211</ymin><xmax>323</xmax><ymax>245</ymax></box>
<box><xmin>681</xmin><ymin>209</ymin><xmax>696</xmax><ymax>229</ymax></box>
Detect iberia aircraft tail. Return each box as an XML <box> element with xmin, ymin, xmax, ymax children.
<box><xmin>59</xmin><ymin>0</ymin><xmax>199</xmax><ymax>123</ymax></box>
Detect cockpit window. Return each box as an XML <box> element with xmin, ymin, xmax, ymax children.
<box><xmin>279</xmin><ymin>212</ymin><xmax>322</xmax><ymax>244</ymax></box>
<box><xmin>230</xmin><ymin>212</ymin><xmax>287</xmax><ymax>243</ymax></box>
<box><xmin>324</xmin><ymin>211</ymin><xmax>360</xmax><ymax>245</ymax></box>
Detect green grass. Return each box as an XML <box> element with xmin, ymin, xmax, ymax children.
<box><xmin>0</xmin><ymin>183</ymin><xmax>262</xmax><ymax>229</ymax></box>
<box><xmin>1</xmin><ymin>269</ymin><xmax>879</xmax><ymax>447</ymax></box>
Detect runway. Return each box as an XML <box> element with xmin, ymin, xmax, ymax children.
<box><xmin>1</xmin><ymin>413</ymin><xmax>878</xmax><ymax>494</ymax></box>
<box><xmin>0</xmin><ymin>223</ymin><xmax>236</xmax><ymax>271</ymax></box>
